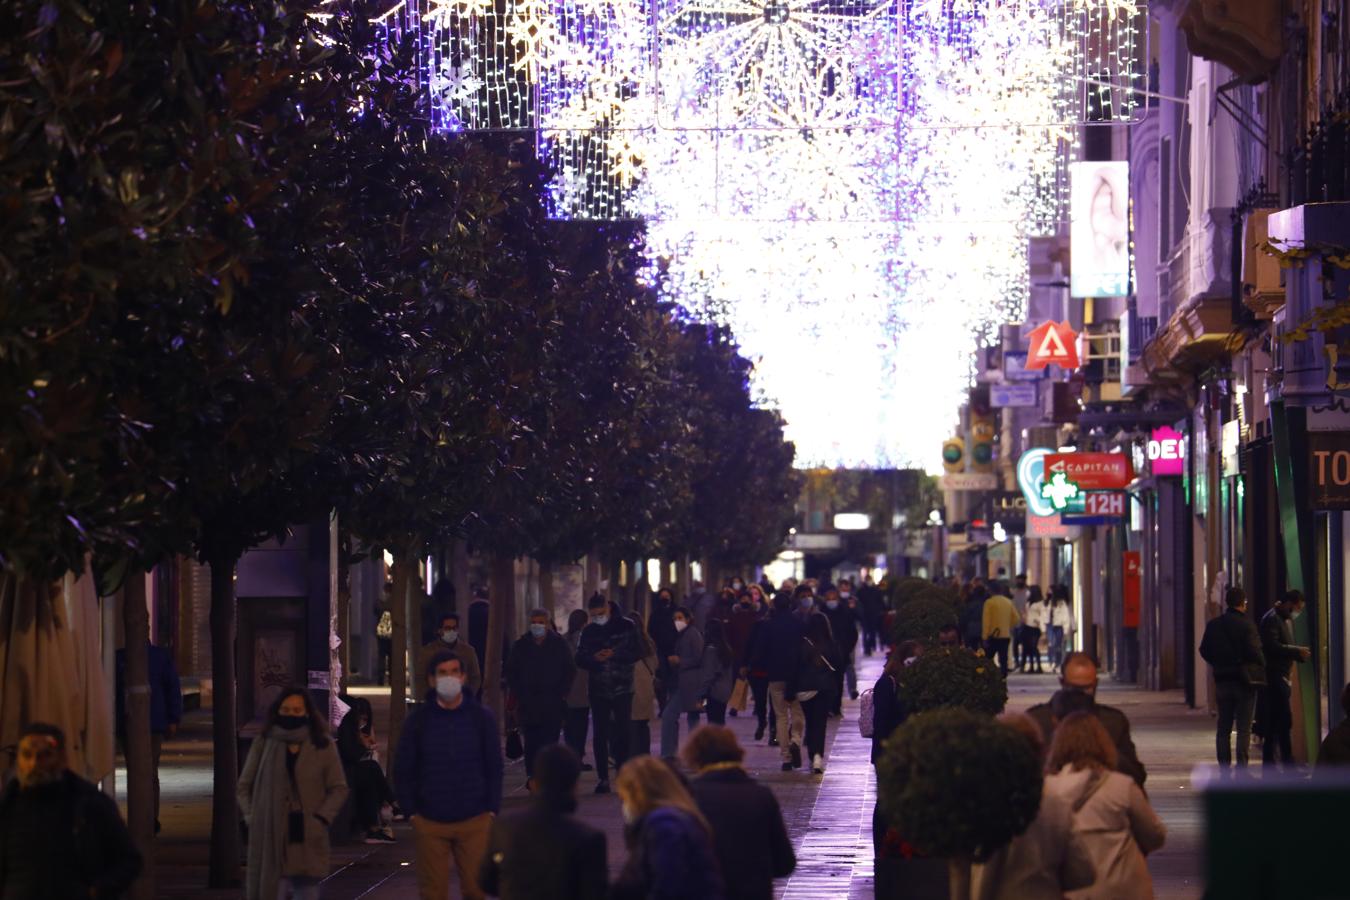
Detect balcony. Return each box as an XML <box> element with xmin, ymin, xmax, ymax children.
<box><xmin>1179</xmin><ymin>0</ymin><xmax>1282</xmax><ymax>84</ymax></box>
<box><xmin>1142</xmin><ymin>209</ymin><xmax>1238</xmax><ymax>380</ymax></box>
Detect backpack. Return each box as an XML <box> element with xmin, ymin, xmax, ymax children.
<box><xmin>858</xmin><ymin>675</ymin><xmax>896</xmax><ymax>739</ymax></box>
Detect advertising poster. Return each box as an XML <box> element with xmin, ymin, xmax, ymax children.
<box><xmin>1070</xmin><ymin>161</ymin><xmax>1130</xmax><ymax>297</ymax></box>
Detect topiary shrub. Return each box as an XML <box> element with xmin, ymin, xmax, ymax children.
<box><xmin>911</xmin><ymin>584</ymin><xmax>963</xmax><ymax>616</ymax></box>
<box><xmin>892</xmin><ymin>597</ymin><xmax>958</xmax><ymax>645</ymax></box>
<box><xmin>891</xmin><ymin>576</ymin><xmax>933</xmax><ymax>607</ymax></box>
<box><xmin>877</xmin><ymin>707</ymin><xmax>1042</xmax><ymax>861</ymax></box>
<box><xmin>895</xmin><ymin>646</ymin><xmax>1007</xmax><ymax>715</ymax></box>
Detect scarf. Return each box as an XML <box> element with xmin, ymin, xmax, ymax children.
<box><xmin>245</xmin><ymin>726</ymin><xmax>311</xmax><ymax>900</ymax></box>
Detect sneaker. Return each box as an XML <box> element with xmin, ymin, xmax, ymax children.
<box><xmin>789</xmin><ymin>743</ymin><xmax>802</xmax><ymax>769</ymax></box>
<box><xmin>812</xmin><ymin>754</ymin><xmax>824</xmax><ymax>775</ymax></box>
<box><xmin>595</xmin><ymin>780</ymin><xmax>611</xmax><ymax>795</ymax></box>
<box><xmin>754</xmin><ymin>724</ymin><xmax>766</xmax><ymax>741</ymax></box>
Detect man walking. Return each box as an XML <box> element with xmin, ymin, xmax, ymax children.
<box><xmin>1199</xmin><ymin>586</ymin><xmax>1266</xmax><ymax>771</ymax></box>
<box><xmin>857</xmin><ymin>576</ymin><xmax>886</xmax><ymax>657</ymax></box>
<box><xmin>1010</xmin><ymin>574</ymin><xmax>1029</xmax><ymax>670</ymax></box>
<box><xmin>1026</xmin><ymin>652</ymin><xmax>1147</xmax><ymax>786</ymax></box>
<box><xmin>395</xmin><ymin>652</ymin><xmax>503</xmax><ymax>900</ymax></box>
<box><xmin>575</xmin><ymin>593</ymin><xmax>642</xmax><ymax>794</ymax></box>
<box><xmin>116</xmin><ymin>638</ymin><xmax>182</xmax><ymax>833</ymax></box>
<box><xmin>822</xmin><ymin>586</ymin><xmax>860</xmax><ymax>706</ymax></box>
<box><xmin>981</xmin><ymin>587</ymin><xmax>1020</xmax><ymax>676</ymax></box>
<box><xmin>1259</xmin><ymin>589</ymin><xmax>1311</xmax><ymax>769</ymax></box>
<box><xmin>0</xmin><ymin>723</ymin><xmax>142</xmax><ymax>897</ymax></box>
<box><xmin>418</xmin><ymin>612</ymin><xmax>484</xmax><ymax>699</ymax></box>
<box><xmin>753</xmin><ymin>593</ymin><xmax>807</xmax><ymax>771</ymax></box>
<box><xmin>506</xmin><ymin>609</ymin><xmax>577</xmax><ymax>782</ymax></box>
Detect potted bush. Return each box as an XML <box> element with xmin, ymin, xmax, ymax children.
<box><xmin>891</xmin><ymin>597</ymin><xmax>958</xmax><ymax>646</ymax></box>
<box><xmin>890</xmin><ymin>576</ymin><xmax>934</xmax><ymax>607</ymax></box>
<box><xmin>911</xmin><ymin>584</ymin><xmax>963</xmax><ymax>617</ymax></box>
<box><xmin>875</xmin><ymin>708</ymin><xmax>1042</xmax><ymax>899</ymax></box>
<box><xmin>894</xmin><ymin>646</ymin><xmax>1007</xmax><ymax>715</ymax></box>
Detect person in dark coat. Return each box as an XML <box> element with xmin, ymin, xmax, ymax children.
<box><xmin>0</xmin><ymin>723</ymin><xmax>142</xmax><ymax>900</ymax></box>
<box><xmin>1317</xmin><ymin>683</ymin><xmax>1350</xmax><ymax>768</ymax></box>
<box><xmin>575</xmin><ymin>594</ymin><xmax>643</xmax><ymax>793</ymax></box>
<box><xmin>507</xmin><ymin>608</ymin><xmax>578</xmax><ymax>780</ymax></box>
<box><xmin>337</xmin><ymin>697</ymin><xmax>397</xmax><ymax>842</ymax></box>
<box><xmin>822</xmin><ymin>586</ymin><xmax>861</xmax><ymax>708</ymax></box>
<box><xmin>683</xmin><ymin>726</ymin><xmax>794</xmax><ymax>900</ymax></box>
<box><xmin>1199</xmin><ymin>586</ymin><xmax>1267</xmax><ymax>769</ymax></box>
<box><xmin>115</xmin><ymin>639</ymin><xmax>182</xmax><ymax>832</ymax></box>
<box><xmin>960</xmin><ymin>586</ymin><xmax>988</xmax><ymax>651</ymax></box>
<box><xmin>648</xmin><ymin>588</ymin><xmax>679</xmax><ymax>670</ymax></box>
<box><xmin>479</xmin><ymin>744</ymin><xmax>607</xmax><ymax>900</ymax></box>
<box><xmin>660</xmin><ymin>607</ymin><xmax>705</xmax><ymax>759</ymax></box>
<box><xmin>857</xmin><ymin>577</ymin><xmax>886</xmax><ymax>657</ymax></box>
<box><xmin>612</xmin><ymin>757</ymin><xmax>725</xmax><ymax>900</ymax></box>
<box><xmin>1026</xmin><ymin>652</ymin><xmax>1148</xmax><ymax>787</ymax></box>
<box><xmin>870</xmin><ymin>643</ymin><xmax>919</xmax><ymax>853</ymax></box>
<box><xmin>1258</xmin><ymin>589</ymin><xmax>1311</xmax><ymax>769</ymax></box>
<box><xmin>799</xmin><ymin>613</ymin><xmax>842</xmax><ymax>774</ymax></box>
<box><xmin>751</xmin><ymin>594</ymin><xmax>807</xmax><ymax>770</ymax></box>
<box><xmin>468</xmin><ymin>590</ymin><xmax>491</xmax><ymax>675</ymax></box>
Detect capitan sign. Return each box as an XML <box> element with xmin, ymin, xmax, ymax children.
<box><xmin>1147</xmin><ymin>426</ymin><xmax>1186</xmax><ymax>477</ymax></box>
<box><xmin>1044</xmin><ymin>452</ymin><xmax>1133</xmax><ymax>491</ymax></box>
<box><xmin>1025</xmin><ymin>321</ymin><xmax>1081</xmax><ymax>371</ymax></box>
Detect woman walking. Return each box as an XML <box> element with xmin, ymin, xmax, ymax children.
<box><xmin>1020</xmin><ymin>586</ymin><xmax>1046</xmax><ymax>674</ymax></box>
<box><xmin>563</xmin><ymin>609</ymin><xmax>593</xmax><ymax>769</ymax></box>
<box><xmin>659</xmin><ymin>607</ymin><xmax>705</xmax><ymax>760</ymax></box>
<box><xmin>1044</xmin><ymin>712</ymin><xmax>1165</xmax><ymax>899</ymax></box>
<box><xmin>1047</xmin><ymin>586</ymin><xmax>1073</xmax><ymax>671</ymax></box>
<box><xmin>798</xmin><ymin>614</ymin><xmax>841</xmax><ymax>775</ymax></box>
<box><xmin>629</xmin><ymin>611</ymin><xmax>660</xmax><ymax>757</ymax></box>
<box><xmin>238</xmin><ymin>687</ymin><xmax>349</xmax><ymax>900</ymax></box>
<box><xmin>611</xmin><ymin>756</ymin><xmax>726</xmax><ymax>900</ymax></box>
<box><xmin>698</xmin><ymin>619</ymin><xmax>736</xmax><ymax>725</ymax></box>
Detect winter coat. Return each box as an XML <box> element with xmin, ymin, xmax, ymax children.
<box><xmin>796</xmin><ymin>635</ymin><xmax>841</xmax><ymax>703</ymax></box>
<box><xmin>858</xmin><ymin>585</ymin><xmax>886</xmax><ymax>624</ymax></box>
<box><xmin>961</xmin><ymin>598</ymin><xmax>986</xmax><ymax>641</ymax></box>
<box><xmin>648</xmin><ymin>600</ymin><xmax>679</xmax><ymax>660</ymax></box>
<box><xmin>576</xmin><ymin>611</ymin><xmax>643</xmax><ymax>700</ymax></box>
<box><xmin>1044</xmin><ymin>767</ymin><xmax>1165</xmax><ymax>900</ymax></box>
<box><xmin>115</xmin><ymin>642</ymin><xmax>182</xmax><ymax>735</ymax></box>
<box><xmin>1259</xmin><ymin>608</ymin><xmax>1303</xmax><ymax>682</ymax></box>
<box><xmin>0</xmin><ymin>770</ymin><xmax>142</xmax><ymax>900</ymax></box>
<box><xmin>416</xmin><ymin>637</ymin><xmax>483</xmax><ymax>696</ymax></box>
<box><xmin>632</xmin><ymin>653</ymin><xmax>659</xmax><ymax>721</ymax></box>
<box><xmin>725</xmin><ymin>605</ymin><xmax>761</xmax><ymax>664</ymax></box>
<box><xmin>689</xmin><ymin>767</ymin><xmax>795</xmax><ymax>900</ymax></box>
<box><xmin>869</xmin><ymin>672</ymin><xmax>905</xmax><ymax>766</ymax></box>
<box><xmin>982</xmin><ymin>594</ymin><xmax>1020</xmax><ymax>640</ymax></box>
<box><xmin>1318</xmin><ymin>720</ymin><xmax>1350</xmax><ymax>767</ymax></box>
<box><xmin>822</xmin><ymin>602</ymin><xmax>860</xmax><ymax>655</ymax></box>
<box><xmin>751</xmin><ymin>611</ymin><xmax>807</xmax><ymax>683</ymax></box>
<box><xmin>967</xmin><ymin>787</ymin><xmax>1095</xmax><ymax>900</ymax></box>
<box><xmin>1048</xmin><ymin>601</ymin><xmax>1074</xmax><ymax>630</ymax></box>
<box><xmin>697</xmin><ymin>646</ymin><xmax>736</xmax><ymax>706</ymax></box>
<box><xmin>565</xmin><ymin>631</ymin><xmax>590</xmax><ymax>709</ymax></box>
<box><xmin>612</xmin><ymin>806</ymin><xmax>726</xmax><ymax>900</ymax></box>
<box><xmin>1022</xmin><ymin>601</ymin><xmax>1048</xmax><ymax>631</ymax></box>
<box><xmin>506</xmin><ymin>630</ymin><xmax>577</xmax><ymax>727</ymax></box>
<box><xmin>479</xmin><ymin>797</ymin><xmax>608</xmax><ymax>900</ymax></box>
<box><xmin>669</xmin><ymin>625</ymin><xmax>706</xmax><ymax>703</ymax></box>
<box><xmin>1199</xmin><ymin>609</ymin><xmax>1266</xmax><ymax>685</ymax></box>
<box><xmin>237</xmin><ymin>732</ymin><xmax>349</xmax><ymax>898</ymax></box>
<box><xmin>1026</xmin><ymin>701</ymin><xmax>1147</xmax><ymax>788</ymax></box>
<box><xmin>393</xmin><ymin>692</ymin><xmax>503</xmax><ymax>823</ymax></box>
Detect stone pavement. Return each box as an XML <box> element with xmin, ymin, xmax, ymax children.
<box><xmin>140</xmin><ymin>655</ymin><xmax>1212</xmax><ymax>899</ymax></box>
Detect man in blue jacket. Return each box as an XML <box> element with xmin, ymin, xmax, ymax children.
<box><xmin>395</xmin><ymin>651</ymin><xmax>503</xmax><ymax>900</ymax></box>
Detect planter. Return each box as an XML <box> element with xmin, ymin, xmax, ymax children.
<box><xmin>873</xmin><ymin>856</ymin><xmax>950</xmax><ymax>900</ymax></box>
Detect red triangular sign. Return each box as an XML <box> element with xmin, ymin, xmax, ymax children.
<box><xmin>1024</xmin><ymin>321</ymin><xmax>1080</xmax><ymax>370</ymax></box>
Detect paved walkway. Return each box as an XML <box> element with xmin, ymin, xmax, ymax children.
<box><xmin>143</xmin><ymin>657</ymin><xmax>1211</xmax><ymax>899</ymax></box>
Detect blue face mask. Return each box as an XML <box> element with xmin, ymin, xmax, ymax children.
<box><xmin>530</xmin><ymin>623</ymin><xmax>547</xmax><ymax>638</ymax></box>
<box><xmin>826</xmin><ymin>600</ymin><xmax>840</xmax><ymax>610</ymax></box>
<box><xmin>799</xmin><ymin>597</ymin><xmax>813</xmax><ymax>609</ymax></box>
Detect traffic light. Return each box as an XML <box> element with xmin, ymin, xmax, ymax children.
<box><xmin>942</xmin><ymin>437</ymin><xmax>965</xmax><ymax>473</ymax></box>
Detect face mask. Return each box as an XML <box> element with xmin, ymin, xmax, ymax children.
<box><xmin>277</xmin><ymin>714</ymin><xmax>308</xmax><ymax>731</ymax></box>
<box><xmin>1291</xmin><ymin>609</ymin><xmax>1303</xmax><ymax>621</ymax></box>
<box><xmin>799</xmin><ymin>598</ymin><xmax>813</xmax><ymax>609</ymax></box>
<box><xmin>731</xmin><ymin>581</ymin><xmax>744</xmax><ymax>590</ymax></box>
<box><xmin>826</xmin><ymin>600</ymin><xmax>840</xmax><ymax>610</ymax></box>
<box><xmin>840</xmin><ymin>591</ymin><xmax>851</xmax><ymax>599</ymax></box>
<box><xmin>675</xmin><ymin>620</ymin><xmax>688</xmax><ymax>633</ymax></box>
<box><xmin>592</xmin><ymin>614</ymin><xmax>609</xmax><ymax>627</ymax></box>
<box><xmin>441</xmin><ymin>629</ymin><xmax>459</xmax><ymax>644</ymax></box>
<box><xmin>529</xmin><ymin>623</ymin><xmax>547</xmax><ymax>638</ymax></box>
<box><xmin>435</xmin><ymin>675</ymin><xmax>463</xmax><ymax>702</ymax></box>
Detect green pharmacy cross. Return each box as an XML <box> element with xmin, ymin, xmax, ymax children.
<box><xmin>1040</xmin><ymin>471</ymin><xmax>1081</xmax><ymax>511</ymax></box>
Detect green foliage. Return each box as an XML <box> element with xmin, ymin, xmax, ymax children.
<box><xmin>890</xmin><ymin>577</ymin><xmax>933</xmax><ymax>607</ymax></box>
<box><xmin>892</xmin><ymin>597</ymin><xmax>958</xmax><ymax>646</ymax></box>
<box><xmin>895</xmin><ymin>647</ymin><xmax>1007</xmax><ymax>715</ymax></box>
<box><xmin>913</xmin><ymin>585</ymin><xmax>964</xmax><ymax>616</ymax></box>
<box><xmin>877</xmin><ymin>708</ymin><xmax>1042</xmax><ymax>861</ymax></box>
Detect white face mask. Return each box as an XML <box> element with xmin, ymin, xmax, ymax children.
<box><xmin>440</xmin><ymin>629</ymin><xmax>458</xmax><ymax>644</ymax></box>
<box><xmin>592</xmin><ymin>614</ymin><xmax>609</xmax><ymax>627</ymax></box>
<box><xmin>674</xmin><ymin>620</ymin><xmax>688</xmax><ymax>633</ymax></box>
<box><xmin>435</xmin><ymin>675</ymin><xmax>463</xmax><ymax>702</ymax></box>
<box><xmin>839</xmin><ymin>591</ymin><xmax>851</xmax><ymax>599</ymax></box>
<box><xmin>826</xmin><ymin>600</ymin><xmax>840</xmax><ymax>610</ymax></box>
<box><xmin>529</xmin><ymin>623</ymin><xmax>547</xmax><ymax>638</ymax></box>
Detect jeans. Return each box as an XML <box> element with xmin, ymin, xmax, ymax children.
<box><xmin>1021</xmin><ymin>627</ymin><xmax>1042</xmax><ymax>671</ymax></box>
<box><xmin>629</xmin><ymin>719</ymin><xmax>652</xmax><ymax>757</ymax></box>
<box><xmin>1012</xmin><ymin>625</ymin><xmax>1023</xmax><ymax>667</ymax></box>
<box><xmin>522</xmin><ymin>721</ymin><xmax>561</xmax><ymax>777</ymax></box>
<box><xmin>768</xmin><ymin>681</ymin><xmax>804</xmax><ymax>761</ymax></box>
<box><xmin>412</xmin><ymin>812</ymin><xmax>492</xmax><ymax>900</ymax></box>
<box><xmin>1262</xmin><ymin>679</ymin><xmax>1295</xmax><ymax>767</ymax></box>
<box><xmin>589</xmin><ymin>693</ymin><xmax>632</xmax><ymax>782</ymax></box>
<box><xmin>801</xmin><ymin>694</ymin><xmax>829</xmax><ymax>763</ymax></box>
<box><xmin>985</xmin><ymin>638</ymin><xmax>1011</xmax><ymax>676</ymax></box>
<box><xmin>277</xmin><ymin>877</ymin><xmax>321</xmax><ymax>900</ymax></box>
<box><xmin>1215</xmin><ymin>680</ymin><xmax>1258</xmax><ymax>767</ymax></box>
<box><xmin>563</xmin><ymin>706</ymin><xmax>589</xmax><ymax>763</ymax></box>
<box><xmin>1047</xmin><ymin>626</ymin><xmax>1065</xmax><ymax>667</ymax></box>
<box><xmin>660</xmin><ymin>686</ymin><xmax>701</xmax><ymax>757</ymax></box>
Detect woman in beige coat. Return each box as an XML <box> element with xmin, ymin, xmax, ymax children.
<box><xmin>1043</xmin><ymin>712</ymin><xmax>1165</xmax><ymax>900</ymax></box>
<box><xmin>628</xmin><ymin>611</ymin><xmax>660</xmax><ymax>757</ymax></box>
<box><xmin>238</xmin><ymin>687</ymin><xmax>349</xmax><ymax>900</ymax></box>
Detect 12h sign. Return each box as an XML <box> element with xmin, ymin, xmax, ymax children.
<box><xmin>1084</xmin><ymin>492</ymin><xmax>1125</xmax><ymax>517</ymax></box>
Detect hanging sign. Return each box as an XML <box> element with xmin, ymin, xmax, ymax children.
<box><xmin>1003</xmin><ymin>351</ymin><xmax>1045</xmax><ymax>383</ymax></box>
<box><xmin>1147</xmin><ymin>425</ymin><xmax>1186</xmax><ymax>477</ymax></box>
<box><xmin>1017</xmin><ymin>448</ymin><xmax>1085</xmax><ymax>517</ymax></box>
<box><xmin>943</xmin><ymin>472</ymin><xmax>999</xmax><ymax>491</ymax></box>
<box><xmin>1309</xmin><ymin>431</ymin><xmax>1350</xmax><ymax>509</ymax></box>
<box><xmin>991</xmin><ymin>383</ymin><xmax>1038</xmax><ymax>408</ymax></box>
<box><xmin>1044</xmin><ymin>452</ymin><xmax>1133</xmax><ymax>490</ymax></box>
<box><xmin>1070</xmin><ymin>161</ymin><xmax>1130</xmax><ymax>298</ymax></box>
<box><xmin>1025</xmin><ymin>321</ymin><xmax>1081</xmax><ymax>371</ymax></box>
<box><xmin>1122</xmin><ymin>551</ymin><xmax>1141</xmax><ymax>628</ymax></box>
<box><xmin>1083</xmin><ymin>491</ymin><xmax>1126</xmax><ymax>517</ymax></box>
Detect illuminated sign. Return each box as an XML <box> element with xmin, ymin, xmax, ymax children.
<box><xmin>833</xmin><ymin>513</ymin><xmax>871</xmax><ymax>530</ymax></box>
<box><xmin>1017</xmin><ymin>448</ymin><xmax>1085</xmax><ymax>517</ymax></box>
<box><xmin>1070</xmin><ymin>161</ymin><xmax>1130</xmax><ymax>298</ymax></box>
<box><xmin>1147</xmin><ymin>426</ymin><xmax>1186</xmax><ymax>477</ymax></box>
<box><xmin>1044</xmin><ymin>452</ymin><xmax>1133</xmax><ymax>490</ymax></box>
<box><xmin>1025</xmin><ymin>321</ymin><xmax>1081</xmax><ymax>371</ymax></box>
<box><xmin>1083</xmin><ymin>492</ymin><xmax>1126</xmax><ymax>517</ymax></box>
<box><xmin>1041</xmin><ymin>472</ymin><xmax>1081</xmax><ymax>510</ymax></box>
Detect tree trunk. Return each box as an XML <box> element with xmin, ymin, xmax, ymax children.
<box><xmin>121</xmin><ymin>573</ymin><xmax>156</xmax><ymax>900</ymax></box>
<box><xmin>207</xmin><ymin>554</ymin><xmax>241</xmax><ymax>889</ymax></box>
<box><xmin>483</xmin><ymin>556</ymin><xmax>515</xmax><ymax>723</ymax></box>
<box><xmin>406</xmin><ymin>556</ymin><xmax>423</xmax><ymax>673</ymax></box>
<box><xmin>386</xmin><ymin>554</ymin><xmax>412</xmax><ymax>768</ymax></box>
<box><xmin>336</xmin><ymin>533</ymin><xmax>351</xmax><ymax>695</ymax></box>
<box><xmin>539</xmin><ymin>560</ymin><xmax>556</xmax><ymax>619</ymax></box>
<box><xmin>583</xmin><ymin>554</ymin><xmax>601</xmax><ymax>600</ymax></box>
<box><xmin>452</xmin><ymin>540</ymin><xmax>471</xmax><ymax>614</ymax></box>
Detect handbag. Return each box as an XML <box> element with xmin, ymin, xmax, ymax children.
<box><xmin>728</xmin><ymin>677</ymin><xmax>750</xmax><ymax>712</ymax></box>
